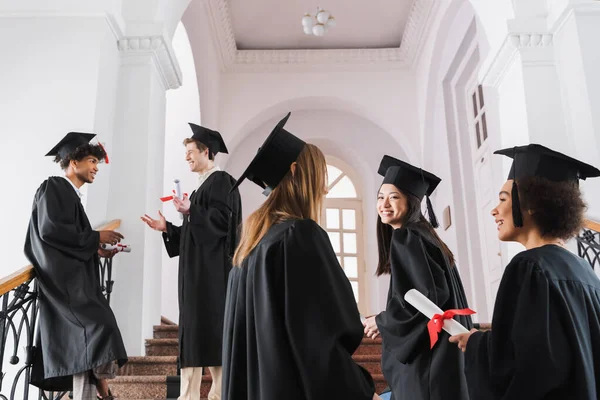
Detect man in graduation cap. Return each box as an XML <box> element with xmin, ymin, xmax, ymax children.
<box><xmin>141</xmin><ymin>124</ymin><xmax>242</xmax><ymax>400</ymax></box>
<box><xmin>25</xmin><ymin>132</ymin><xmax>128</xmax><ymax>400</ymax></box>
<box><xmin>450</xmin><ymin>144</ymin><xmax>600</xmax><ymax>399</ymax></box>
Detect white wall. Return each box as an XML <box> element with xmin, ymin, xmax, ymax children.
<box><xmin>0</xmin><ymin>15</ymin><xmax>118</xmax><ymax>277</ymax></box>
<box><xmin>223</xmin><ymin>109</ymin><xmax>409</xmax><ymax>314</ymax></box>
<box><xmin>161</xmin><ymin>22</ymin><xmax>201</xmax><ymax>323</ymax></box>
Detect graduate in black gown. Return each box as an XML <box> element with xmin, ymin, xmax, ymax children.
<box><xmin>450</xmin><ymin>144</ymin><xmax>600</xmax><ymax>400</ymax></box>
<box><xmin>25</xmin><ymin>132</ymin><xmax>127</xmax><ymax>399</ymax></box>
<box><xmin>141</xmin><ymin>124</ymin><xmax>242</xmax><ymax>400</ymax></box>
<box><xmin>222</xmin><ymin>112</ymin><xmax>379</xmax><ymax>400</ymax></box>
<box><xmin>363</xmin><ymin>155</ymin><xmax>472</xmax><ymax>400</ymax></box>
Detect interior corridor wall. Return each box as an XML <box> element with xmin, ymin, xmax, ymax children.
<box><xmin>0</xmin><ymin>16</ymin><xmax>119</xmax><ymax>277</ymax></box>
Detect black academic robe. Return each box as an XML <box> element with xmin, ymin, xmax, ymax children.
<box><xmin>465</xmin><ymin>245</ymin><xmax>600</xmax><ymax>400</ymax></box>
<box><xmin>222</xmin><ymin>219</ymin><xmax>376</xmax><ymax>400</ymax></box>
<box><xmin>375</xmin><ymin>225</ymin><xmax>472</xmax><ymax>400</ymax></box>
<box><xmin>162</xmin><ymin>171</ymin><xmax>242</xmax><ymax>367</ymax></box>
<box><xmin>24</xmin><ymin>177</ymin><xmax>127</xmax><ymax>391</ymax></box>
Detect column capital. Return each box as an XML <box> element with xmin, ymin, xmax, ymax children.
<box><xmin>117</xmin><ymin>35</ymin><xmax>182</xmax><ymax>90</ymax></box>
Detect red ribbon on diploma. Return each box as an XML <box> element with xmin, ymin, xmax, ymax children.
<box><xmin>427</xmin><ymin>308</ymin><xmax>475</xmax><ymax>349</ymax></box>
<box><xmin>160</xmin><ymin>190</ymin><xmax>188</xmax><ymax>202</ymax></box>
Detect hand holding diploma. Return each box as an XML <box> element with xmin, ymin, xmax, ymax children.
<box><xmin>404</xmin><ymin>289</ymin><xmax>475</xmax><ymax>349</ymax></box>
<box><xmin>173</xmin><ymin>194</ymin><xmax>191</xmax><ymax>215</ymax></box>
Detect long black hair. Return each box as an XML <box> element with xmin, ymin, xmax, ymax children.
<box><xmin>376</xmin><ymin>190</ymin><xmax>454</xmax><ymax>276</ymax></box>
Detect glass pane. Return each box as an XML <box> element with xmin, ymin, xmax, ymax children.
<box><xmin>336</xmin><ymin>255</ymin><xmax>341</xmax><ymax>265</ymax></box>
<box><xmin>328</xmin><ymin>231</ymin><xmax>341</xmax><ymax>253</ymax></box>
<box><xmin>326</xmin><ymin>208</ymin><xmax>340</xmax><ymax>229</ymax></box>
<box><xmin>342</xmin><ymin>209</ymin><xmax>356</xmax><ymax>230</ymax></box>
<box><xmin>327</xmin><ymin>176</ymin><xmax>357</xmax><ymax>198</ymax></box>
<box><xmin>344</xmin><ymin>257</ymin><xmax>358</xmax><ymax>278</ymax></box>
<box><xmin>478</xmin><ymin>85</ymin><xmax>485</xmax><ymax>108</ymax></box>
<box><xmin>351</xmin><ymin>281</ymin><xmax>359</xmax><ymax>303</ymax></box>
<box><xmin>472</xmin><ymin>92</ymin><xmax>478</xmax><ymax>117</ymax></box>
<box><xmin>343</xmin><ymin>233</ymin><xmax>357</xmax><ymax>254</ymax></box>
<box><xmin>475</xmin><ymin>121</ymin><xmax>481</xmax><ymax>148</ymax></box>
<box><xmin>327</xmin><ymin>164</ymin><xmax>342</xmax><ymax>187</ymax></box>
<box><xmin>482</xmin><ymin>112</ymin><xmax>488</xmax><ymax>141</ymax></box>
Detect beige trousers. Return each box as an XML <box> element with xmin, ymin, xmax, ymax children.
<box><xmin>179</xmin><ymin>366</ymin><xmax>222</xmax><ymax>400</ymax></box>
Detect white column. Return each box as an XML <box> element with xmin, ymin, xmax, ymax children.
<box><xmin>104</xmin><ymin>36</ymin><xmax>182</xmax><ymax>355</ymax></box>
<box><xmin>551</xmin><ymin>1</ymin><xmax>600</xmax><ymax>218</ymax></box>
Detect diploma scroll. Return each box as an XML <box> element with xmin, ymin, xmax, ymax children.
<box><xmin>174</xmin><ymin>179</ymin><xmax>183</xmax><ymax>220</ymax></box>
<box><xmin>404</xmin><ymin>289</ymin><xmax>470</xmax><ymax>336</ymax></box>
<box><xmin>100</xmin><ymin>243</ymin><xmax>132</xmax><ymax>253</ymax></box>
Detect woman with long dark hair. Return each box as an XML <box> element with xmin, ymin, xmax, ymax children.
<box><xmin>363</xmin><ymin>155</ymin><xmax>472</xmax><ymax>400</ymax></box>
<box><xmin>450</xmin><ymin>144</ymin><xmax>600</xmax><ymax>399</ymax></box>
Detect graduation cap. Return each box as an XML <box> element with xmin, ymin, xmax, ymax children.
<box><xmin>378</xmin><ymin>155</ymin><xmax>442</xmax><ymax>228</ymax></box>
<box><xmin>188</xmin><ymin>123</ymin><xmax>228</xmax><ymax>155</ymax></box>
<box><xmin>494</xmin><ymin>144</ymin><xmax>600</xmax><ymax>227</ymax></box>
<box><xmin>231</xmin><ymin>112</ymin><xmax>305</xmax><ymax>195</ymax></box>
<box><xmin>45</xmin><ymin>132</ymin><xmax>97</xmax><ymax>160</ymax></box>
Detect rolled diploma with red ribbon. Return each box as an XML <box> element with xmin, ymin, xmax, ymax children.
<box><xmin>404</xmin><ymin>288</ymin><xmax>470</xmax><ymax>337</ymax></box>
<box><xmin>174</xmin><ymin>179</ymin><xmax>183</xmax><ymax>219</ymax></box>
<box><xmin>100</xmin><ymin>243</ymin><xmax>131</xmax><ymax>253</ymax></box>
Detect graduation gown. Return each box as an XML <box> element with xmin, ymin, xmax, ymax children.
<box><xmin>465</xmin><ymin>244</ymin><xmax>600</xmax><ymax>400</ymax></box>
<box><xmin>222</xmin><ymin>219</ymin><xmax>375</xmax><ymax>400</ymax></box>
<box><xmin>162</xmin><ymin>171</ymin><xmax>242</xmax><ymax>367</ymax></box>
<box><xmin>24</xmin><ymin>177</ymin><xmax>127</xmax><ymax>391</ymax></box>
<box><xmin>375</xmin><ymin>226</ymin><xmax>472</xmax><ymax>400</ymax></box>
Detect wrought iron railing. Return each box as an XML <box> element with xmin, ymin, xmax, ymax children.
<box><xmin>0</xmin><ymin>220</ymin><xmax>121</xmax><ymax>400</ymax></box>
<box><xmin>576</xmin><ymin>220</ymin><xmax>600</xmax><ymax>272</ymax></box>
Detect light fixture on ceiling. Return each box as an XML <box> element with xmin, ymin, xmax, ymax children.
<box><xmin>302</xmin><ymin>7</ymin><xmax>336</xmax><ymax>37</ymax></box>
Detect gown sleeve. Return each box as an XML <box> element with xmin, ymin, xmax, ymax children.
<box><xmin>375</xmin><ymin>227</ymin><xmax>450</xmax><ymax>363</ymax></box>
<box><xmin>282</xmin><ymin>219</ymin><xmax>375</xmax><ymax>399</ymax></box>
<box><xmin>464</xmin><ymin>256</ymin><xmax>572</xmax><ymax>399</ymax></box>
<box><xmin>36</xmin><ymin>181</ymin><xmax>99</xmax><ymax>262</ymax></box>
<box><xmin>162</xmin><ymin>222</ymin><xmax>181</xmax><ymax>258</ymax></box>
<box><xmin>188</xmin><ymin>173</ymin><xmax>236</xmax><ymax>243</ymax></box>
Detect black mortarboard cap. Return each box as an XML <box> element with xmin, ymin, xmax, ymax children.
<box><xmin>188</xmin><ymin>123</ymin><xmax>228</xmax><ymax>155</ymax></box>
<box><xmin>45</xmin><ymin>132</ymin><xmax>96</xmax><ymax>159</ymax></box>
<box><xmin>378</xmin><ymin>155</ymin><xmax>442</xmax><ymax>227</ymax></box>
<box><xmin>231</xmin><ymin>112</ymin><xmax>306</xmax><ymax>195</ymax></box>
<box><xmin>494</xmin><ymin>143</ymin><xmax>600</xmax><ymax>227</ymax></box>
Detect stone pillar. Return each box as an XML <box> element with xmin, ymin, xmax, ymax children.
<box><xmin>103</xmin><ymin>35</ymin><xmax>182</xmax><ymax>355</ymax></box>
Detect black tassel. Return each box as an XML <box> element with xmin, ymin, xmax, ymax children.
<box><xmin>426</xmin><ymin>195</ymin><xmax>440</xmax><ymax>228</ymax></box>
<box><xmin>511</xmin><ymin>180</ymin><xmax>523</xmax><ymax>227</ymax></box>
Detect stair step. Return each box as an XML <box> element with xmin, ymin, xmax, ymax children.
<box><xmin>153</xmin><ymin>325</ymin><xmax>178</xmax><ymax>339</ymax></box>
<box><xmin>353</xmin><ymin>354</ymin><xmax>382</xmax><ymax>375</ymax></box>
<box><xmin>109</xmin><ymin>375</ymin><xmax>213</xmax><ymax>399</ymax></box>
<box><xmin>372</xmin><ymin>374</ymin><xmax>388</xmax><ymax>394</ymax></box>
<box><xmin>118</xmin><ymin>356</ymin><xmax>178</xmax><ymax>376</ymax></box>
<box><xmin>146</xmin><ymin>339</ymin><xmax>178</xmax><ymax>356</ymax></box>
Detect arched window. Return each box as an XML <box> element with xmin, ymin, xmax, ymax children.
<box><xmin>321</xmin><ymin>160</ymin><xmax>367</xmax><ymax>314</ymax></box>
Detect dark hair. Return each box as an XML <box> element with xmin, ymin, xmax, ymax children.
<box><xmin>54</xmin><ymin>143</ymin><xmax>106</xmax><ymax>170</ymax></box>
<box><xmin>376</xmin><ymin>191</ymin><xmax>455</xmax><ymax>276</ymax></box>
<box><xmin>517</xmin><ymin>176</ymin><xmax>586</xmax><ymax>240</ymax></box>
<box><xmin>183</xmin><ymin>138</ymin><xmax>214</xmax><ymax>161</ymax></box>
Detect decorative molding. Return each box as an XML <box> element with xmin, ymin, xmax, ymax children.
<box><xmin>507</xmin><ymin>33</ymin><xmax>553</xmax><ymax>48</ymax></box>
<box><xmin>482</xmin><ymin>32</ymin><xmax>554</xmax><ymax>88</ymax></box>
<box><xmin>203</xmin><ymin>0</ymin><xmax>434</xmax><ymax>72</ymax></box>
<box><xmin>398</xmin><ymin>0</ymin><xmax>436</xmax><ymax>67</ymax></box>
<box><xmin>204</xmin><ymin>0</ymin><xmax>237</xmax><ymax>71</ymax></box>
<box><xmin>118</xmin><ymin>36</ymin><xmax>182</xmax><ymax>90</ymax></box>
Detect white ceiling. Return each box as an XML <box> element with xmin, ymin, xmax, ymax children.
<box><xmin>228</xmin><ymin>0</ymin><xmax>415</xmax><ymax>50</ymax></box>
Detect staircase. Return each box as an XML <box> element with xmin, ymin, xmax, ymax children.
<box><xmin>109</xmin><ymin>322</ymin><xmax>387</xmax><ymax>399</ymax></box>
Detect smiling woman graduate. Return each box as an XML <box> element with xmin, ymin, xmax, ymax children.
<box><xmin>450</xmin><ymin>144</ymin><xmax>600</xmax><ymax>400</ymax></box>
